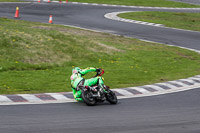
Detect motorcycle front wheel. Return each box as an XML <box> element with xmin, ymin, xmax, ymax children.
<box><xmin>106</xmin><ymin>91</ymin><xmax>118</xmax><ymax>104</ymax></box>
<box><xmin>81</xmin><ymin>90</ymin><xmax>96</xmax><ymax>106</ymax></box>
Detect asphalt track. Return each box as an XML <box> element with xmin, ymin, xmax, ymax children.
<box><xmin>0</xmin><ymin>1</ymin><xmax>200</xmax><ymax>133</ymax></box>
<box><xmin>0</xmin><ymin>2</ymin><xmax>200</xmax><ymax>50</ymax></box>
<box><xmin>0</xmin><ymin>88</ymin><xmax>200</xmax><ymax>133</ymax></box>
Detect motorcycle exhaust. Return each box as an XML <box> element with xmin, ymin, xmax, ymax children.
<box><xmin>92</xmin><ymin>94</ymin><xmax>99</xmax><ymax>97</ymax></box>
<box><xmin>92</xmin><ymin>92</ymin><xmax>101</xmax><ymax>98</ymax></box>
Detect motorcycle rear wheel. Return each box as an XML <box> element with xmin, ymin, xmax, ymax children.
<box><xmin>106</xmin><ymin>91</ymin><xmax>117</xmax><ymax>104</ymax></box>
<box><xmin>81</xmin><ymin>90</ymin><xmax>96</xmax><ymax>106</ymax></box>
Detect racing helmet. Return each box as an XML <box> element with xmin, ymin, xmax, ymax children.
<box><xmin>72</xmin><ymin>67</ymin><xmax>81</xmax><ymax>74</ymax></box>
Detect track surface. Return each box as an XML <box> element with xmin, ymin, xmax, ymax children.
<box><xmin>0</xmin><ymin>2</ymin><xmax>200</xmax><ymax>133</ymax></box>
<box><xmin>170</xmin><ymin>0</ymin><xmax>200</xmax><ymax>5</ymax></box>
<box><xmin>0</xmin><ymin>88</ymin><xmax>200</xmax><ymax>133</ymax></box>
<box><xmin>0</xmin><ymin>3</ymin><xmax>200</xmax><ymax>50</ymax></box>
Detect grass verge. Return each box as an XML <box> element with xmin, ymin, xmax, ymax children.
<box><xmin>67</xmin><ymin>0</ymin><xmax>200</xmax><ymax>8</ymax></box>
<box><xmin>118</xmin><ymin>12</ymin><xmax>200</xmax><ymax>32</ymax></box>
<box><xmin>0</xmin><ymin>18</ymin><xmax>200</xmax><ymax>94</ymax></box>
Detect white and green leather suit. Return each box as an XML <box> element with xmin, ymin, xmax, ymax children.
<box><xmin>70</xmin><ymin>67</ymin><xmax>104</xmax><ymax>101</ymax></box>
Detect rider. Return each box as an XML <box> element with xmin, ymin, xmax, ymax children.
<box><xmin>70</xmin><ymin>67</ymin><xmax>104</xmax><ymax>101</ymax></box>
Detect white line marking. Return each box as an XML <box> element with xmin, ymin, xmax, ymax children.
<box><xmin>117</xmin><ymin>84</ymin><xmax>200</xmax><ymax>100</ymax></box>
<box><xmin>195</xmin><ymin>75</ymin><xmax>200</xmax><ymax>78</ymax></box>
<box><xmin>139</xmin><ymin>40</ymin><xmax>200</xmax><ymax>55</ymax></box>
<box><xmin>134</xmin><ymin>21</ymin><xmax>142</xmax><ymax>24</ymax></box>
<box><xmin>81</xmin><ymin>3</ymin><xmax>89</xmax><ymax>5</ymax></box>
<box><xmin>154</xmin><ymin>24</ymin><xmax>163</xmax><ymax>26</ymax></box>
<box><xmin>139</xmin><ymin>39</ymin><xmax>157</xmax><ymax>43</ymax></box>
<box><xmin>168</xmin><ymin>81</ymin><xmax>189</xmax><ymax>86</ymax></box>
<box><xmin>162</xmin><ymin>26</ymin><xmax>200</xmax><ymax>33</ymax></box>
<box><xmin>0</xmin><ymin>99</ymin><xmax>76</xmax><ymax>105</ymax></box>
<box><xmin>91</xmin><ymin>3</ymin><xmax>98</xmax><ymax>5</ymax></box>
<box><xmin>71</xmin><ymin>2</ymin><xmax>78</xmax><ymax>4</ymax></box>
<box><xmin>18</xmin><ymin>94</ymin><xmax>42</xmax><ymax>102</ymax></box>
<box><xmin>0</xmin><ymin>95</ymin><xmax>12</xmax><ymax>102</ymax></box>
<box><xmin>140</xmin><ymin>22</ymin><xmax>148</xmax><ymax>24</ymax></box>
<box><xmin>39</xmin><ymin>1</ymin><xmax>200</xmax><ymax>10</ymax></box>
<box><xmin>45</xmin><ymin>93</ymin><xmax>71</xmax><ymax>100</ymax></box>
<box><xmin>146</xmin><ymin>23</ymin><xmax>154</xmax><ymax>25</ymax></box>
<box><xmin>128</xmin><ymin>87</ymin><xmax>150</xmax><ymax>94</ymax></box>
<box><xmin>155</xmin><ymin>82</ymin><xmax>178</xmax><ymax>89</ymax></box>
<box><xmin>188</xmin><ymin>77</ymin><xmax>200</xmax><ymax>82</ymax></box>
<box><xmin>104</xmin><ymin>11</ymin><xmax>164</xmax><ymax>27</ymax></box>
<box><xmin>114</xmin><ymin>89</ymin><xmax>133</xmax><ymax>96</ymax></box>
<box><xmin>105</xmin><ymin>11</ymin><xmax>200</xmax><ymax>32</ymax></box>
<box><xmin>179</xmin><ymin>79</ymin><xmax>197</xmax><ymax>84</ymax></box>
<box><xmin>144</xmin><ymin>85</ymin><xmax>165</xmax><ymax>91</ymax></box>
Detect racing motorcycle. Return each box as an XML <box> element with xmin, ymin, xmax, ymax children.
<box><xmin>78</xmin><ymin>69</ymin><xmax>117</xmax><ymax>106</ymax></box>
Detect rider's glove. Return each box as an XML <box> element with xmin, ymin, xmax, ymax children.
<box><xmin>96</xmin><ymin>68</ymin><xmax>101</xmax><ymax>75</ymax></box>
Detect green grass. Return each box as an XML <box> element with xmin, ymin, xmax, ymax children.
<box><xmin>1</xmin><ymin>18</ymin><xmax>200</xmax><ymax>94</ymax></box>
<box><xmin>118</xmin><ymin>12</ymin><xmax>200</xmax><ymax>32</ymax></box>
<box><xmin>67</xmin><ymin>0</ymin><xmax>200</xmax><ymax>8</ymax></box>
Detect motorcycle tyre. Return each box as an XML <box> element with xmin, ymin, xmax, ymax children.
<box><xmin>81</xmin><ymin>90</ymin><xmax>96</xmax><ymax>106</ymax></box>
<box><xmin>106</xmin><ymin>91</ymin><xmax>118</xmax><ymax>104</ymax></box>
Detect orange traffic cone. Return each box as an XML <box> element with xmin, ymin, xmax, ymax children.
<box><xmin>66</xmin><ymin>0</ymin><xmax>68</xmax><ymax>4</ymax></box>
<box><xmin>14</xmin><ymin>7</ymin><xmax>19</xmax><ymax>18</ymax></box>
<box><xmin>49</xmin><ymin>15</ymin><xmax>53</xmax><ymax>24</ymax></box>
<box><xmin>48</xmin><ymin>0</ymin><xmax>51</xmax><ymax>3</ymax></box>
